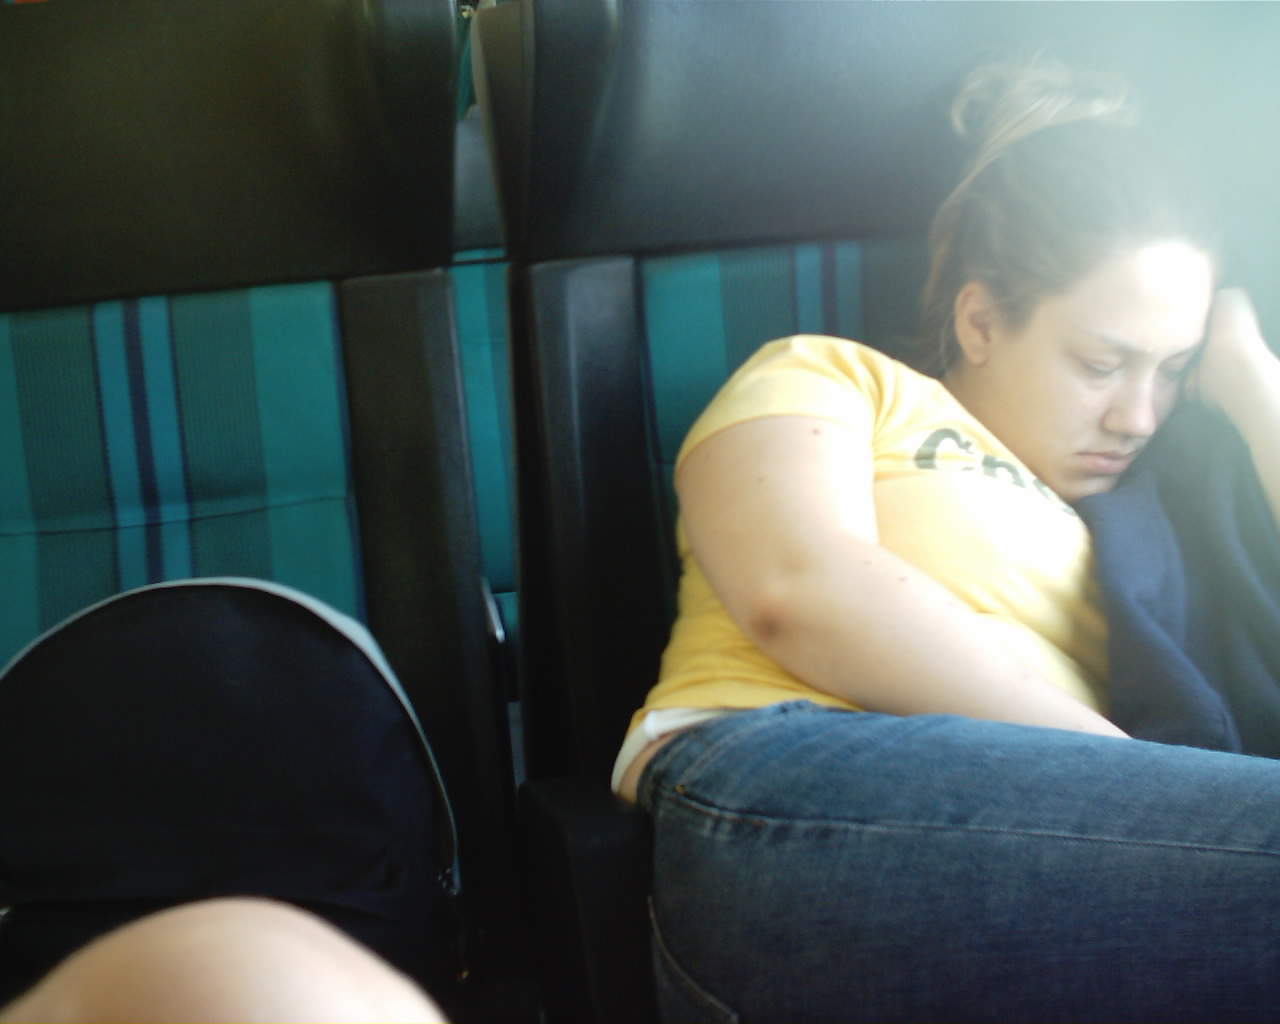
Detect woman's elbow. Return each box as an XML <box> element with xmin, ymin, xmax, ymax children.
<box><xmin>735</xmin><ymin>575</ymin><xmax>806</xmax><ymax>649</ymax></box>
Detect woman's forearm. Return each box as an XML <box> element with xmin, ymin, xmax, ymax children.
<box><xmin>725</xmin><ymin>532</ymin><xmax>1127</xmax><ymax>737</ymax></box>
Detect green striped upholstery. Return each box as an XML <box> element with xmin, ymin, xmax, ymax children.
<box><xmin>0</xmin><ymin>283</ymin><xmax>361</xmax><ymax>667</ymax></box>
<box><xmin>451</xmin><ymin>252</ymin><xmax>518</xmax><ymax>647</ymax></box>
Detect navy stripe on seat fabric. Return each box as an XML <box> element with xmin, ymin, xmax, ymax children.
<box><xmin>0</xmin><ymin>282</ymin><xmax>362</xmax><ymax>666</ymax></box>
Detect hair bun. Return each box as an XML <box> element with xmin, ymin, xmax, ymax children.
<box><xmin>952</xmin><ymin>57</ymin><xmax>1135</xmax><ymax>175</ymax></box>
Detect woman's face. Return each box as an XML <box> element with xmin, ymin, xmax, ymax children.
<box><xmin>945</xmin><ymin>241</ymin><xmax>1214</xmax><ymax>503</ymax></box>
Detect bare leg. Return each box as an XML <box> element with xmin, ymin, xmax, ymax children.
<box><xmin>0</xmin><ymin>898</ymin><xmax>447</xmax><ymax>1023</ymax></box>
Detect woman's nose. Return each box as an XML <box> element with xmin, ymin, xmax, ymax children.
<box><xmin>1102</xmin><ymin>377</ymin><xmax>1160</xmax><ymax>439</ymax></box>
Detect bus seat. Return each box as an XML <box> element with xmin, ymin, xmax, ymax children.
<box><xmin>475</xmin><ymin>1</ymin><xmax>1280</xmax><ymax>1020</ymax></box>
<box><xmin>0</xmin><ymin>2</ymin><xmax>535</xmax><ymax>1017</ymax></box>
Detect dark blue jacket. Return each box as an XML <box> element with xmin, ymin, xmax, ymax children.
<box><xmin>1076</xmin><ymin>403</ymin><xmax>1280</xmax><ymax>756</ymax></box>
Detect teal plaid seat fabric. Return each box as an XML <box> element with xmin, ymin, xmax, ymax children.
<box><xmin>0</xmin><ymin>282</ymin><xmax>361</xmax><ymax>666</ymax></box>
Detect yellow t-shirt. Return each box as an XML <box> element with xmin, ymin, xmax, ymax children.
<box><xmin>628</xmin><ymin>335</ymin><xmax>1108</xmax><ymax>735</ymax></box>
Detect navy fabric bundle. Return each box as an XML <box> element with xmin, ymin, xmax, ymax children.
<box><xmin>1076</xmin><ymin>403</ymin><xmax>1280</xmax><ymax>756</ymax></box>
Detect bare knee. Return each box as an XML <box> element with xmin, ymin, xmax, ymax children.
<box><xmin>0</xmin><ymin>898</ymin><xmax>447</xmax><ymax>1023</ymax></box>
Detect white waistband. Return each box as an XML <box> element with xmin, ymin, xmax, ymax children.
<box><xmin>609</xmin><ymin>706</ymin><xmax>739</xmax><ymax>793</ymax></box>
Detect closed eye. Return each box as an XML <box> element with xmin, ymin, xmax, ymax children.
<box><xmin>1079</xmin><ymin>358</ymin><xmax>1120</xmax><ymax>378</ymax></box>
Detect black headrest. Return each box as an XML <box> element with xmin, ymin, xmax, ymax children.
<box><xmin>475</xmin><ymin>0</ymin><xmax>1280</xmax><ymax>269</ymax></box>
<box><xmin>0</xmin><ymin>0</ymin><xmax>458</xmax><ymax>311</ymax></box>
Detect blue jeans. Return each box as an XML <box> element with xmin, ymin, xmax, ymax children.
<box><xmin>637</xmin><ymin>702</ymin><xmax>1280</xmax><ymax>1022</ymax></box>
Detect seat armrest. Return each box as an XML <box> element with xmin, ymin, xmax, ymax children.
<box><xmin>519</xmin><ymin>776</ymin><xmax>657</xmax><ymax>1023</ymax></box>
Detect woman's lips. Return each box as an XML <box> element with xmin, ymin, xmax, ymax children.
<box><xmin>1078</xmin><ymin>451</ymin><xmax>1136</xmax><ymax>474</ymax></box>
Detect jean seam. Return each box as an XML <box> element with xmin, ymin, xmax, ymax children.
<box><xmin>648</xmin><ymin>896</ymin><xmax>740</xmax><ymax>1023</ymax></box>
<box><xmin>656</xmin><ymin>788</ymin><xmax>1280</xmax><ymax>861</ymax></box>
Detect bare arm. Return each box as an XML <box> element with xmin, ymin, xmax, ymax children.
<box><xmin>1194</xmin><ymin>288</ymin><xmax>1280</xmax><ymax>531</ymax></box>
<box><xmin>678</xmin><ymin>415</ymin><xmax>1126</xmax><ymax>736</ymax></box>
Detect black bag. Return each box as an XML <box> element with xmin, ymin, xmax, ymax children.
<box><xmin>0</xmin><ymin>578</ymin><xmax>460</xmax><ymax>1004</ymax></box>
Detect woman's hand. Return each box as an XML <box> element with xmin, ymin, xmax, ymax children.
<box><xmin>1190</xmin><ymin>287</ymin><xmax>1280</xmax><ymax>534</ymax></box>
<box><xmin>1189</xmin><ymin>288</ymin><xmax>1275</xmax><ymax>421</ymax></box>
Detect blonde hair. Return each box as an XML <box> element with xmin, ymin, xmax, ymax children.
<box><xmin>919</xmin><ymin>57</ymin><xmax>1213</xmax><ymax>374</ymax></box>
<box><xmin>948</xmin><ymin>58</ymin><xmax>1134</xmax><ymax>194</ymax></box>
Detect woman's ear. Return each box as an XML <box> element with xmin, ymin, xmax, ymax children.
<box><xmin>953</xmin><ymin>281</ymin><xmax>1001</xmax><ymax>368</ymax></box>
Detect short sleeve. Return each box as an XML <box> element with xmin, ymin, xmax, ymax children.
<box><xmin>674</xmin><ymin>335</ymin><xmax>891</xmax><ymax>474</ymax></box>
